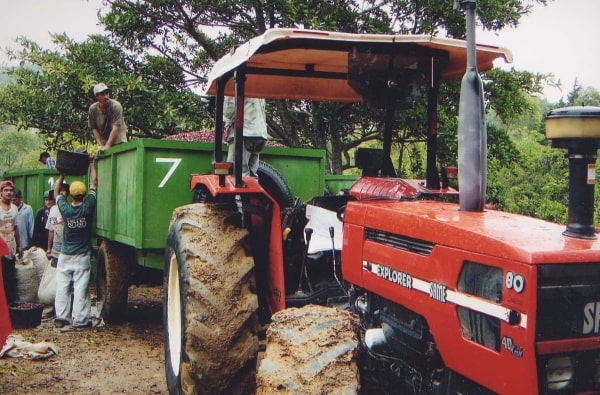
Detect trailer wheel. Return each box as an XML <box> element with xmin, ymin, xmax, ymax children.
<box><xmin>257</xmin><ymin>161</ymin><xmax>294</xmax><ymax>208</ymax></box>
<box><xmin>256</xmin><ymin>305</ymin><xmax>361</xmax><ymax>394</ymax></box>
<box><xmin>96</xmin><ymin>240</ymin><xmax>131</xmax><ymax>323</ymax></box>
<box><xmin>164</xmin><ymin>203</ymin><xmax>259</xmax><ymax>395</ymax></box>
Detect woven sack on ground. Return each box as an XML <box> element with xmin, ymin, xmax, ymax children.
<box><xmin>15</xmin><ymin>259</ymin><xmax>38</xmax><ymax>303</ymax></box>
<box><xmin>37</xmin><ymin>262</ymin><xmax>57</xmax><ymax>306</ymax></box>
<box><xmin>23</xmin><ymin>247</ymin><xmax>48</xmax><ymax>284</ymax></box>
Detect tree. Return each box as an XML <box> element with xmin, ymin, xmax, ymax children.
<box><xmin>488</xmin><ymin>130</ymin><xmax>568</xmax><ymax>223</ymax></box>
<box><xmin>566</xmin><ymin>80</ymin><xmax>600</xmax><ymax>106</ymax></box>
<box><xmin>0</xmin><ymin>125</ymin><xmax>43</xmax><ymax>176</ymax></box>
<box><xmin>0</xmin><ymin>34</ymin><xmax>209</xmax><ymax>150</ymax></box>
<box><xmin>485</xmin><ymin>84</ymin><xmax>600</xmax><ymax>225</ymax></box>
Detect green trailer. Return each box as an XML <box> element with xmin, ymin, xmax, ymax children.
<box><xmin>324</xmin><ymin>174</ymin><xmax>359</xmax><ymax>195</ymax></box>
<box><xmin>94</xmin><ymin>138</ymin><xmax>326</xmax><ymax>270</ymax></box>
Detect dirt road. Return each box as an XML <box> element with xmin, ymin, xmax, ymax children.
<box><xmin>1</xmin><ymin>285</ymin><xmax>167</xmax><ymax>394</ymax></box>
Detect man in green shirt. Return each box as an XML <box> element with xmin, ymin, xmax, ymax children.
<box><xmin>53</xmin><ymin>156</ymin><xmax>97</xmax><ymax>329</ymax></box>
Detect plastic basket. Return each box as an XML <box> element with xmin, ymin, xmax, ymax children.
<box><xmin>56</xmin><ymin>149</ymin><xmax>89</xmax><ymax>176</ymax></box>
<box><xmin>8</xmin><ymin>302</ymin><xmax>44</xmax><ymax>329</ymax></box>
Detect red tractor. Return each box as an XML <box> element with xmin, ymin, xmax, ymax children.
<box><xmin>163</xmin><ymin>5</ymin><xmax>600</xmax><ymax>394</ymax></box>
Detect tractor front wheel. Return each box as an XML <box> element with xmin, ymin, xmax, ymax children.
<box><xmin>164</xmin><ymin>203</ymin><xmax>259</xmax><ymax>395</ymax></box>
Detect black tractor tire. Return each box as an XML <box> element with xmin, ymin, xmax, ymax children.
<box><xmin>164</xmin><ymin>203</ymin><xmax>259</xmax><ymax>395</ymax></box>
<box><xmin>96</xmin><ymin>240</ymin><xmax>132</xmax><ymax>323</ymax></box>
<box><xmin>256</xmin><ymin>305</ymin><xmax>361</xmax><ymax>394</ymax></box>
<box><xmin>257</xmin><ymin>161</ymin><xmax>294</xmax><ymax>208</ymax></box>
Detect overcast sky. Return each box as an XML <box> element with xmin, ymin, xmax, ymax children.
<box><xmin>1</xmin><ymin>0</ymin><xmax>598</xmax><ymax>103</ymax></box>
<box><xmin>477</xmin><ymin>0</ymin><xmax>600</xmax><ymax>102</ymax></box>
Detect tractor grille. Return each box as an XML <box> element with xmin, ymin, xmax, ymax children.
<box><xmin>365</xmin><ymin>228</ymin><xmax>434</xmax><ymax>256</ymax></box>
<box><xmin>537</xmin><ymin>262</ymin><xmax>600</xmax><ymax>341</ymax></box>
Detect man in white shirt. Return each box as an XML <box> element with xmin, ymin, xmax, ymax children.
<box><xmin>223</xmin><ymin>97</ymin><xmax>268</xmax><ymax>177</ymax></box>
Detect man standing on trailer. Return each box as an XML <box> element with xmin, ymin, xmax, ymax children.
<box><xmin>223</xmin><ymin>96</ymin><xmax>268</xmax><ymax>177</ymax></box>
<box><xmin>39</xmin><ymin>152</ymin><xmax>56</xmax><ymax>169</ymax></box>
<box><xmin>89</xmin><ymin>83</ymin><xmax>128</xmax><ymax>155</ymax></box>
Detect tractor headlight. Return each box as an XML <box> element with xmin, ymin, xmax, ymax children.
<box><xmin>545</xmin><ymin>356</ymin><xmax>574</xmax><ymax>392</ymax></box>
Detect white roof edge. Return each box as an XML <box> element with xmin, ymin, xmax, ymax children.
<box><xmin>205</xmin><ymin>28</ymin><xmax>513</xmax><ymax>98</ymax></box>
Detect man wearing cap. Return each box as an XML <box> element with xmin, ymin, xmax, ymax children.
<box><xmin>53</xmin><ymin>156</ymin><xmax>97</xmax><ymax>329</ymax></box>
<box><xmin>88</xmin><ymin>82</ymin><xmax>128</xmax><ymax>155</ymax></box>
<box><xmin>39</xmin><ymin>151</ymin><xmax>56</xmax><ymax>169</ymax></box>
<box><xmin>32</xmin><ymin>190</ymin><xmax>54</xmax><ymax>250</ymax></box>
<box><xmin>46</xmin><ymin>182</ymin><xmax>69</xmax><ymax>267</ymax></box>
<box><xmin>0</xmin><ymin>180</ymin><xmax>22</xmax><ymax>302</ymax></box>
<box><xmin>0</xmin><ymin>181</ymin><xmax>22</xmax><ymax>256</ymax></box>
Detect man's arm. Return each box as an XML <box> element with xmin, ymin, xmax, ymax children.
<box><xmin>54</xmin><ymin>173</ymin><xmax>65</xmax><ymax>200</ymax></box>
<box><xmin>47</xmin><ymin>230</ymin><xmax>54</xmax><ymax>257</ymax></box>
<box><xmin>89</xmin><ymin>155</ymin><xmax>98</xmax><ymax>190</ymax></box>
<box><xmin>25</xmin><ymin>207</ymin><xmax>34</xmax><ymax>241</ymax></box>
<box><xmin>14</xmin><ymin>225</ymin><xmax>22</xmax><ymax>258</ymax></box>
<box><xmin>102</xmin><ymin>123</ymin><xmax>120</xmax><ymax>151</ymax></box>
<box><xmin>98</xmin><ymin>102</ymin><xmax>124</xmax><ymax>153</ymax></box>
<box><xmin>89</xmin><ymin>107</ymin><xmax>104</xmax><ymax>148</ymax></box>
<box><xmin>92</xmin><ymin>128</ymin><xmax>103</xmax><ymax>147</ymax></box>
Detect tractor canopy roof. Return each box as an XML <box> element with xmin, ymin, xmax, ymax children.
<box><xmin>204</xmin><ymin>28</ymin><xmax>512</xmax><ymax>102</ymax></box>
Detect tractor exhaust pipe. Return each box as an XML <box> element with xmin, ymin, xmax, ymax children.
<box><xmin>456</xmin><ymin>0</ymin><xmax>487</xmax><ymax>211</ymax></box>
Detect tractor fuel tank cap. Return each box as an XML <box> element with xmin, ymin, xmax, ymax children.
<box><xmin>545</xmin><ymin>106</ymin><xmax>600</xmax><ymax>139</ymax></box>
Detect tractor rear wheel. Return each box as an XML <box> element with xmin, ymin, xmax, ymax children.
<box><xmin>257</xmin><ymin>161</ymin><xmax>294</xmax><ymax>208</ymax></box>
<box><xmin>164</xmin><ymin>203</ymin><xmax>259</xmax><ymax>395</ymax></box>
<box><xmin>96</xmin><ymin>240</ymin><xmax>131</xmax><ymax>323</ymax></box>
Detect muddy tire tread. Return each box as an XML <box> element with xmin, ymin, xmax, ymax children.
<box><xmin>164</xmin><ymin>203</ymin><xmax>259</xmax><ymax>395</ymax></box>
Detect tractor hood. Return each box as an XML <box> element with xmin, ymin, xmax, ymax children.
<box><xmin>204</xmin><ymin>28</ymin><xmax>512</xmax><ymax>102</ymax></box>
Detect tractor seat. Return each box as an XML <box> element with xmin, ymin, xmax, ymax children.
<box><xmin>304</xmin><ymin>195</ymin><xmax>355</xmax><ymax>254</ymax></box>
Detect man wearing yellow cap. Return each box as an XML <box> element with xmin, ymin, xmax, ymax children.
<box><xmin>53</xmin><ymin>156</ymin><xmax>97</xmax><ymax>329</ymax></box>
<box><xmin>89</xmin><ymin>82</ymin><xmax>128</xmax><ymax>155</ymax></box>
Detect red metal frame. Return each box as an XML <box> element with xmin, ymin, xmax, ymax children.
<box><xmin>190</xmin><ymin>174</ymin><xmax>286</xmax><ymax>314</ymax></box>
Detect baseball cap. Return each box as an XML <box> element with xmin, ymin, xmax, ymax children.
<box><xmin>43</xmin><ymin>190</ymin><xmax>55</xmax><ymax>200</ymax></box>
<box><xmin>93</xmin><ymin>83</ymin><xmax>111</xmax><ymax>96</ymax></box>
<box><xmin>0</xmin><ymin>180</ymin><xmax>15</xmax><ymax>191</ymax></box>
<box><xmin>70</xmin><ymin>181</ymin><xmax>87</xmax><ymax>197</ymax></box>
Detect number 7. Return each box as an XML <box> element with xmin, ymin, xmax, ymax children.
<box><xmin>155</xmin><ymin>158</ymin><xmax>182</xmax><ymax>188</ymax></box>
